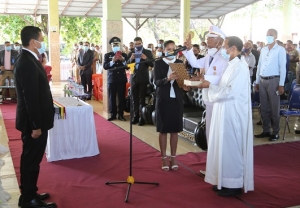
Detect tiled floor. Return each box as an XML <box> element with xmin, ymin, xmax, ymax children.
<box><xmin>0</xmin><ymin>81</ymin><xmax>300</xmax><ymax>207</ymax></box>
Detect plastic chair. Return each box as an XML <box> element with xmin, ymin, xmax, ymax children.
<box><xmin>280</xmin><ymin>79</ymin><xmax>297</xmax><ymax>107</ymax></box>
<box><xmin>280</xmin><ymin>85</ymin><xmax>300</xmax><ymax>140</ymax></box>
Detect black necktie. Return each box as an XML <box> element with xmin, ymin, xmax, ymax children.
<box><xmin>209</xmin><ymin>56</ymin><xmax>214</xmax><ymax>66</ymax></box>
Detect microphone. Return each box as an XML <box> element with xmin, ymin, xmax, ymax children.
<box><xmin>170</xmin><ymin>46</ymin><xmax>187</xmax><ymax>55</ymax></box>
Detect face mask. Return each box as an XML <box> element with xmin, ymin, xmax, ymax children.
<box><xmin>5</xmin><ymin>46</ymin><xmax>11</xmax><ymax>51</ymax></box>
<box><xmin>74</xmin><ymin>46</ymin><xmax>78</xmax><ymax>50</ymax></box>
<box><xmin>266</xmin><ymin>36</ymin><xmax>274</xmax><ymax>44</ymax></box>
<box><xmin>112</xmin><ymin>46</ymin><xmax>120</xmax><ymax>53</ymax></box>
<box><xmin>207</xmin><ymin>48</ymin><xmax>218</xmax><ymax>56</ymax></box>
<box><xmin>35</xmin><ymin>40</ymin><xmax>46</xmax><ymax>54</ymax></box>
<box><xmin>14</xmin><ymin>46</ymin><xmax>20</xmax><ymax>50</ymax></box>
<box><xmin>79</xmin><ymin>45</ymin><xmax>83</xmax><ymax>49</ymax></box>
<box><xmin>90</xmin><ymin>47</ymin><xmax>95</xmax><ymax>51</ymax></box>
<box><xmin>200</xmin><ymin>46</ymin><xmax>206</xmax><ymax>50</ymax></box>
<box><xmin>135</xmin><ymin>45</ymin><xmax>143</xmax><ymax>51</ymax></box>
<box><xmin>221</xmin><ymin>48</ymin><xmax>230</xmax><ymax>60</ymax></box>
<box><xmin>83</xmin><ymin>46</ymin><xmax>89</xmax><ymax>51</ymax></box>
<box><xmin>165</xmin><ymin>52</ymin><xmax>175</xmax><ymax>59</ymax></box>
<box><xmin>156</xmin><ymin>52</ymin><xmax>162</xmax><ymax>57</ymax></box>
<box><xmin>243</xmin><ymin>48</ymin><xmax>250</xmax><ymax>53</ymax></box>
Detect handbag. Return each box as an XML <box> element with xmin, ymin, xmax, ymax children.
<box><xmin>194</xmin><ymin>111</ymin><xmax>207</xmax><ymax>150</ymax></box>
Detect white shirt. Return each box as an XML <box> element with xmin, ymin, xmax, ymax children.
<box><xmin>22</xmin><ymin>48</ymin><xmax>39</xmax><ymax>60</ymax></box>
<box><xmin>163</xmin><ymin>58</ymin><xmax>176</xmax><ymax>98</ymax></box>
<box><xmin>256</xmin><ymin>43</ymin><xmax>286</xmax><ymax>86</ymax></box>
<box><xmin>242</xmin><ymin>53</ymin><xmax>256</xmax><ymax>76</ymax></box>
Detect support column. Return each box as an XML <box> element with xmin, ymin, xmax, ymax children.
<box><xmin>102</xmin><ymin>0</ymin><xmax>123</xmax><ymax>119</ymax></box>
<box><xmin>180</xmin><ymin>0</ymin><xmax>190</xmax><ymax>44</ymax></box>
<box><xmin>282</xmin><ymin>0</ymin><xmax>293</xmax><ymax>42</ymax></box>
<box><xmin>48</xmin><ymin>0</ymin><xmax>60</xmax><ymax>82</ymax></box>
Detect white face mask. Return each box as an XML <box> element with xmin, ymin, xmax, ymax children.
<box><xmin>200</xmin><ymin>46</ymin><xmax>206</xmax><ymax>50</ymax></box>
<box><xmin>207</xmin><ymin>48</ymin><xmax>218</xmax><ymax>56</ymax></box>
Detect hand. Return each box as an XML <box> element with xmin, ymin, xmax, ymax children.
<box><xmin>199</xmin><ymin>68</ymin><xmax>205</xmax><ymax>74</ymax></box>
<box><xmin>183</xmin><ymin>85</ymin><xmax>190</xmax><ymax>91</ymax></box>
<box><xmin>119</xmin><ymin>56</ymin><xmax>125</xmax><ymax>62</ymax></box>
<box><xmin>112</xmin><ymin>56</ymin><xmax>118</xmax><ymax>62</ymax></box>
<box><xmin>141</xmin><ymin>53</ymin><xmax>147</xmax><ymax>60</ymax></box>
<box><xmin>190</xmin><ymin>76</ymin><xmax>201</xmax><ymax>81</ymax></box>
<box><xmin>197</xmin><ymin>80</ymin><xmax>210</xmax><ymax>88</ymax></box>
<box><xmin>0</xmin><ymin>66</ymin><xmax>4</xmax><ymax>71</ymax></box>
<box><xmin>184</xmin><ymin>33</ymin><xmax>192</xmax><ymax>50</ymax></box>
<box><xmin>277</xmin><ymin>86</ymin><xmax>284</xmax><ymax>95</ymax></box>
<box><xmin>167</xmin><ymin>72</ymin><xmax>177</xmax><ymax>81</ymax></box>
<box><xmin>130</xmin><ymin>53</ymin><xmax>135</xmax><ymax>60</ymax></box>
<box><xmin>254</xmin><ymin>84</ymin><xmax>259</xmax><ymax>92</ymax></box>
<box><xmin>31</xmin><ymin>129</ymin><xmax>42</xmax><ymax>139</ymax></box>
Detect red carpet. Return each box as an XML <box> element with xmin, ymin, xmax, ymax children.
<box><xmin>1</xmin><ymin>103</ymin><xmax>300</xmax><ymax>208</ymax></box>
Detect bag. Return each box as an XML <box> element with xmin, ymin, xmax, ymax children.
<box><xmin>141</xmin><ymin>92</ymin><xmax>155</xmax><ymax>124</ymax></box>
<box><xmin>194</xmin><ymin>111</ymin><xmax>207</xmax><ymax>150</ymax></box>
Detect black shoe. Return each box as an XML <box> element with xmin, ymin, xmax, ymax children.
<box><xmin>256</xmin><ymin>120</ymin><xmax>262</xmax><ymax>125</ymax></box>
<box><xmin>107</xmin><ymin>116</ymin><xmax>116</xmax><ymax>121</ymax></box>
<box><xmin>217</xmin><ymin>188</ymin><xmax>242</xmax><ymax>196</ymax></box>
<box><xmin>269</xmin><ymin>134</ymin><xmax>279</xmax><ymax>141</ymax></box>
<box><xmin>138</xmin><ymin>118</ymin><xmax>145</xmax><ymax>126</ymax></box>
<box><xmin>254</xmin><ymin>132</ymin><xmax>271</xmax><ymax>138</ymax></box>
<box><xmin>21</xmin><ymin>196</ymin><xmax>57</xmax><ymax>208</ymax></box>
<box><xmin>118</xmin><ymin>116</ymin><xmax>126</xmax><ymax>121</ymax></box>
<box><xmin>212</xmin><ymin>185</ymin><xmax>224</xmax><ymax>192</ymax></box>
<box><xmin>19</xmin><ymin>193</ymin><xmax>50</xmax><ymax>206</ymax></box>
<box><xmin>295</xmin><ymin>130</ymin><xmax>300</xmax><ymax>134</ymax></box>
<box><xmin>132</xmin><ymin>117</ymin><xmax>139</xmax><ymax>124</ymax></box>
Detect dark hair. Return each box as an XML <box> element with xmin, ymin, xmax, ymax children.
<box><xmin>253</xmin><ymin>44</ymin><xmax>258</xmax><ymax>49</ymax></box>
<box><xmin>268</xmin><ymin>28</ymin><xmax>278</xmax><ymax>36</ymax></box>
<box><xmin>21</xmin><ymin>26</ymin><xmax>41</xmax><ymax>47</ymax></box>
<box><xmin>14</xmin><ymin>42</ymin><xmax>19</xmax><ymax>44</ymax></box>
<box><xmin>163</xmin><ymin>40</ymin><xmax>175</xmax><ymax>48</ymax></box>
<box><xmin>85</xmin><ymin>41</ymin><xmax>90</xmax><ymax>45</ymax></box>
<box><xmin>134</xmin><ymin>37</ymin><xmax>142</xmax><ymax>42</ymax></box>
<box><xmin>201</xmin><ymin>42</ymin><xmax>207</xmax><ymax>46</ymax></box>
<box><xmin>79</xmin><ymin>41</ymin><xmax>83</xmax><ymax>45</ymax></box>
<box><xmin>177</xmin><ymin>45</ymin><xmax>183</xmax><ymax>47</ymax></box>
<box><xmin>193</xmin><ymin>44</ymin><xmax>200</xmax><ymax>50</ymax></box>
<box><xmin>287</xmin><ymin>40</ymin><xmax>293</xmax><ymax>44</ymax></box>
<box><xmin>4</xmin><ymin>41</ymin><xmax>10</xmax><ymax>44</ymax></box>
<box><xmin>226</xmin><ymin>36</ymin><xmax>243</xmax><ymax>52</ymax></box>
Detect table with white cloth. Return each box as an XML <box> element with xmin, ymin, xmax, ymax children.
<box><xmin>46</xmin><ymin>97</ymin><xmax>100</xmax><ymax>162</ymax></box>
<box><xmin>60</xmin><ymin>61</ymin><xmax>73</xmax><ymax>81</ymax></box>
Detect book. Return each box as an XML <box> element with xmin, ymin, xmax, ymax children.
<box><xmin>169</xmin><ymin>63</ymin><xmax>190</xmax><ymax>88</ymax></box>
<box><xmin>184</xmin><ymin>80</ymin><xmax>203</xmax><ymax>86</ymax></box>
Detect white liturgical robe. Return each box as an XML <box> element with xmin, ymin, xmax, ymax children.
<box><xmin>205</xmin><ymin>56</ymin><xmax>254</xmax><ymax>193</ymax></box>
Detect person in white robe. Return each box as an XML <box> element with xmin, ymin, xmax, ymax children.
<box><xmin>198</xmin><ymin>36</ymin><xmax>254</xmax><ymax>196</ymax></box>
<box><xmin>183</xmin><ymin>25</ymin><xmax>228</xmax><ymax>175</ymax></box>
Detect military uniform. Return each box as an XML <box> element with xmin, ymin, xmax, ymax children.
<box><xmin>103</xmin><ymin>37</ymin><xmax>128</xmax><ymax>120</ymax></box>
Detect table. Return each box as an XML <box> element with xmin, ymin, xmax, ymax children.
<box><xmin>46</xmin><ymin>97</ymin><xmax>100</xmax><ymax>162</ymax></box>
<box><xmin>60</xmin><ymin>61</ymin><xmax>72</xmax><ymax>81</ymax></box>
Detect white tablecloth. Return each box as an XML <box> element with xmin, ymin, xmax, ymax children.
<box><xmin>60</xmin><ymin>61</ymin><xmax>72</xmax><ymax>81</ymax></box>
<box><xmin>46</xmin><ymin>97</ymin><xmax>100</xmax><ymax>162</ymax></box>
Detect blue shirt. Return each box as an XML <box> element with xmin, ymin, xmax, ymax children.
<box><xmin>256</xmin><ymin>43</ymin><xmax>286</xmax><ymax>86</ymax></box>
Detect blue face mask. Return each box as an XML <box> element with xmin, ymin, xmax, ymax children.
<box><xmin>112</xmin><ymin>46</ymin><xmax>120</xmax><ymax>53</ymax></box>
<box><xmin>165</xmin><ymin>52</ymin><xmax>175</xmax><ymax>59</ymax></box>
<box><xmin>35</xmin><ymin>40</ymin><xmax>46</xmax><ymax>54</ymax></box>
<box><xmin>156</xmin><ymin>52</ymin><xmax>162</xmax><ymax>57</ymax></box>
<box><xmin>135</xmin><ymin>45</ymin><xmax>143</xmax><ymax>51</ymax></box>
<box><xmin>5</xmin><ymin>46</ymin><xmax>11</xmax><ymax>51</ymax></box>
<box><xmin>243</xmin><ymin>48</ymin><xmax>250</xmax><ymax>53</ymax></box>
<box><xmin>83</xmin><ymin>46</ymin><xmax>89</xmax><ymax>51</ymax></box>
<box><xmin>14</xmin><ymin>46</ymin><xmax>20</xmax><ymax>50</ymax></box>
<box><xmin>221</xmin><ymin>48</ymin><xmax>230</xmax><ymax>60</ymax></box>
<box><xmin>266</xmin><ymin>36</ymin><xmax>274</xmax><ymax>44</ymax></box>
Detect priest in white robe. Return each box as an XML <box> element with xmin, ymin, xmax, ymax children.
<box><xmin>198</xmin><ymin>36</ymin><xmax>254</xmax><ymax>196</ymax></box>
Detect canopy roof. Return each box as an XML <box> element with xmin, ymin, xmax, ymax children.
<box><xmin>0</xmin><ymin>0</ymin><xmax>259</xmax><ymax>19</ymax></box>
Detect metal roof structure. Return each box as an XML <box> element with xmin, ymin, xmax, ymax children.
<box><xmin>0</xmin><ymin>0</ymin><xmax>260</xmax><ymax>19</ymax></box>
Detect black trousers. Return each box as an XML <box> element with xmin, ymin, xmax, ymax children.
<box><xmin>81</xmin><ymin>73</ymin><xmax>92</xmax><ymax>94</ymax></box>
<box><xmin>108</xmin><ymin>82</ymin><xmax>126</xmax><ymax>117</ymax></box>
<box><xmin>20</xmin><ymin>129</ymin><xmax>48</xmax><ymax>201</ymax></box>
<box><xmin>131</xmin><ymin>83</ymin><xmax>147</xmax><ymax>118</ymax></box>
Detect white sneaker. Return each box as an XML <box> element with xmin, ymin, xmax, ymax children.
<box><xmin>199</xmin><ymin>170</ymin><xmax>206</xmax><ymax>175</ymax></box>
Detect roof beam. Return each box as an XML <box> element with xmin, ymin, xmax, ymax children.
<box><xmin>85</xmin><ymin>0</ymin><xmax>102</xmax><ymax>16</ymax></box>
<box><xmin>4</xmin><ymin>0</ymin><xmax>8</xmax><ymax>13</ymax></box>
<box><xmin>61</xmin><ymin>0</ymin><xmax>73</xmax><ymax>16</ymax></box>
<box><xmin>155</xmin><ymin>0</ymin><xmax>180</xmax><ymax>17</ymax></box>
<box><xmin>198</xmin><ymin>0</ymin><xmax>235</xmax><ymax>18</ymax></box>
<box><xmin>33</xmin><ymin>0</ymin><xmax>41</xmax><ymax>16</ymax></box>
<box><xmin>122</xmin><ymin>0</ymin><xmax>131</xmax><ymax>9</ymax></box>
<box><xmin>138</xmin><ymin>0</ymin><xmax>159</xmax><ymax>15</ymax></box>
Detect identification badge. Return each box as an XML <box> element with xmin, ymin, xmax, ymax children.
<box><xmin>213</xmin><ymin>66</ymin><xmax>217</xmax><ymax>75</ymax></box>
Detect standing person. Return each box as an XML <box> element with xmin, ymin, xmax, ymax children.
<box><xmin>254</xmin><ymin>29</ymin><xmax>286</xmax><ymax>141</ymax></box>
<box><xmin>242</xmin><ymin>42</ymin><xmax>256</xmax><ymax>82</ymax></box>
<box><xmin>90</xmin><ymin>43</ymin><xmax>99</xmax><ymax>74</ymax></box>
<box><xmin>286</xmin><ymin>40</ymin><xmax>299</xmax><ymax>75</ymax></box>
<box><xmin>14</xmin><ymin>42</ymin><xmax>22</xmax><ymax>55</ymax></box>
<box><xmin>183</xmin><ymin>25</ymin><xmax>228</xmax><ymax>175</ymax></box>
<box><xmin>77</xmin><ymin>41</ymin><xmax>94</xmax><ymax>99</ymax></box>
<box><xmin>129</xmin><ymin>42</ymin><xmax>134</xmax><ymax>53</ymax></box>
<box><xmin>14</xmin><ymin>26</ymin><xmax>56</xmax><ymax>208</ymax></box>
<box><xmin>127</xmin><ymin>37</ymin><xmax>154</xmax><ymax>126</ymax></box>
<box><xmin>200</xmin><ymin>41</ymin><xmax>208</xmax><ymax>56</ymax></box>
<box><xmin>185</xmin><ymin>44</ymin><xmax>204</xmax><ymax>75</ymax></box>
<box><xmin>199</xmin><ymin>36</ymin><xmax>254</xmax><ymax>196</ymax></box>
<box><xmin>103</xmin><ymin>37</ymin><xmax>128</xmax><ymax>121</ymax></box>
<box><xmin>154</xmin><ymin>40</ymin><xmax>189</xmax><ymax>171</ymax></box>
<box><xmin>0</xmin><ymin>41</ymin><xmax>18</xmax><ymax>99</ymax></box>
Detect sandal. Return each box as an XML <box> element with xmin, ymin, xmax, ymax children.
<box><xmin>161</xmin><ymin>156</ymin><xmax>169</xmax><ymax>171</ymax></box>
<box><xmin>170</xmin><ymin>155</ymin><xmax>179</xmax><ymax>170</ymax></box>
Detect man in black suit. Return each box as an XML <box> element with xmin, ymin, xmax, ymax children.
<box><xmin>14</xmin><ymin>26</ymin><xmax>56</xmax><ymax>208</ymax></box>
<box><xmin>103</xmin><ymin>37</ymin><xmax>128</xmax><ymax>121</ymax></box>
<box><xmin>0</xmin><ymin>41</ymin><xmax>19</xmax><ymax>99</ymax></box>
<box><xmin>127</xmin><ymin>37</ymin><xmax>154</xmax><ymax>126</ymax></box>
<box><xmin>77</xmin><ymin>41</ymin><xmax>94</xmax><ymax>99</ymax></box>
<box><xmin>14</xmin><ymin>41</ymin><xmax>22</xmax><ymax>55</ymax></box>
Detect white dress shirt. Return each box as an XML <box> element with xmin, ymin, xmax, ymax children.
<box><xmin>163</xmin><ymin>58</ymin><xmax>176</xmax><ymax>98</ymax></box>
<box><xmin>22</xmin><ymin>48</ymin><xmax>39</xmax><ymax>60</ymax></box>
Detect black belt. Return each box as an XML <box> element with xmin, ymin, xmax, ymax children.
<box><xmin>260</xmin><ymin>76</ymin><xmax>279</xmax><ymax>80</ymax></box>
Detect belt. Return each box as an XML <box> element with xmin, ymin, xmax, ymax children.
<box><xmin>260</xmin><ymin>76</ymin><xmax>279</xmax><ymax>80</ymax></box>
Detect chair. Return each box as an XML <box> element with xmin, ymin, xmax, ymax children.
<box><xmin>280</xmin><ymin>85</ymin><xmax>300</xmax><ymax>140</ymax></box>
<box><xmin>280</xmin><ymin>79</ymin><xmax>297</xmax><ymax>107</ymax></box>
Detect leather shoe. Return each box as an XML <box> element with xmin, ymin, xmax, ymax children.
<box><xmin>269</xmin><ymin>134</ymin><xmax>279</xmax><ymax>141</ymax></box>
<box><xmin>21</xmin><ymin>196</ymin><xmax>57</xmax><ymax>208</ymax></box>
<box><xmin>217</xmin><ymin>188</ymin><xmax>242</xmax><ymax>196</ymax></box>
<box><xmin>19</xmin><ymin>193</ymin><xmax>50</xmax><ymax>207</ymax></box>
<box><xmin>254</xmin><ymin>132</ymin><xmax>271</xmax><ymax>138</ymax></box>
<box><xmin>118</xmin><ymin>116</ymin><xmax>126</xmax><ymax>121</ymax></box>
<box><xmin>132</xmin><ymin>117</ymin><xmax>139</xmax><ymax>124</ymax></box>
<box><xmin>107</xmin><ymin>116</ymin><xmax>116</xmax><ymax>121</ymax></box>
<box><xmin>138</xmin><ymin>118</ymin><xmax>145</xmax><ymax>126</ymax></box>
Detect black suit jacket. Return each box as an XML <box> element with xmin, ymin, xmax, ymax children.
<box><xmin>14</xmin><ymin>49</ymin><xmax>54</xmax><ymax>132</ymax></box>
<box><xmin>251</xmin><ymin>49</ymin><xmax>260</xmax><ymax>68</ymax></box>
<box><xmin>127</xmin><ymin>48</ymin><xmax>154</xmax><ymax>84</ymax></box>
<box><xmin>154</xmin><ymin>59</ymin><xmax>183</xmax><ymax>101</ymax></box>
<box><xmin>103</xmin><ymin>51</ymin><xmax>128</xmax><ymax>83</ymax></box>
<box><xmin>77</xmin><ymin>49</ymin><xmax>94</xmax><ymax>75</ymax></box>
<box><xmin>0</xmin><ymin>49</ymin><xmax>19</xmax><ymax>67</ymax></box>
